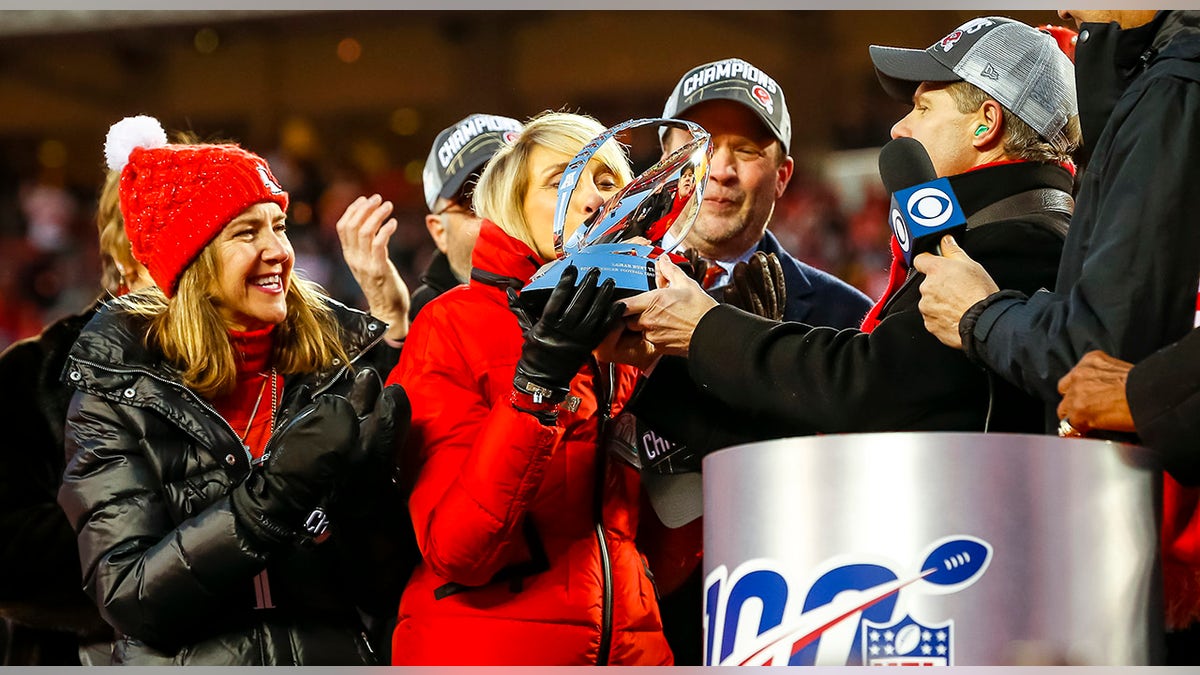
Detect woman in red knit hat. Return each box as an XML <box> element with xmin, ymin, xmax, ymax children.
<box><xmin>387</xmin><ymin>111</ymin><xmax>680</xmax><ymax>665</ymax></box>
<box><xmin>56</xmin><ymin>116</ymin><xmax>410</xmax><ymax>665</ymax></box>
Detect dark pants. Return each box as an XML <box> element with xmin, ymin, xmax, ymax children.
<box><xmin>2</xmin><ymin>621</ymin><xmax>83</xmax><ymax>666</ymax></box>
<box><xmin>1167</xmin><ymin>623</ymin><xmax>1200</xmax><ymax>665</ymax></box>
<box><xmin>659</xmin><ymin>569</ymin><xmax>703</xmax><ymax>665</ymax></box>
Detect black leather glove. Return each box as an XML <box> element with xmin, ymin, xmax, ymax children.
<box><xmin>343</xmin><ymin>367</ymin><xmax>410</xmax><ymax>472</ymax></box>
<box><xmin>724</xmin><ymin>251</ymin><xmax>786</xmax><ymax>321</ymax></box>
<box><xmin>230</xmin><ymin>393</ymin><xmax>359</xmax><ymax>548</ymax></box>
<box><xmin>679</xmin><ymin>248</ymin><xmax>711</xmax><ymax>288</ymax></box>
<box><xmin>509</xmin><ymin>265</ymin><xmax>623</xmax><ymax>405</ymax></box>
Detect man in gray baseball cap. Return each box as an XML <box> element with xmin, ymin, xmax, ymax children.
<box><xmin>869</xmin><ymin>16</ymin><xmax>1078</xmax><ymax>176</ymax></box>
<box><xmin>415</xmin><ymin>113</ymin><xmax>522</xmax><ymax>318</ymax></box>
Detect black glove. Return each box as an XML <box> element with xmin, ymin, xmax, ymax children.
<box><xmin>230</xmin><ymin>393</ymin><xmax>359</xmax><ymax>548</ymax></box>
<box><xmin>679</xmin><ymin>248</ymin><xmax>711</xmax><ymax>288</ymax></box>
<box><xmin>343</xmin><ymin>367</ymin><xmax>410</xmax><ymax>472</ymax></box>
<box><xmin>509</xmin><ymin>265</ymin><xmax>623</xmax><ymax>405</ymax></box>
<box><xmin>724</xmin><ymin>251</ymin><xmax>786</xmax><ymax>321</ymax></box>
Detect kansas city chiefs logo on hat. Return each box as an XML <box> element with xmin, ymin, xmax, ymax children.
<box><xmin>256</xmin><ymin>164</ymin><xmax>285</xmax><ymax>195</ymax></box>
<box><xmin>940</xmin><ymin>31</ymin><xmax>963</xmax><ymax>52</ymax></box>
<box><xmin>752</xmin><ymin>85</ymin><xmax>775</xmax><ymax>114</ymax></box>
<box><xmin>940</xmin><ymin>17</ymin><xmax>995</xmax><ymax>52</ymax></box>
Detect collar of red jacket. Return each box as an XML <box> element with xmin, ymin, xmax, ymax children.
<box><xmin>470</xmin><ymin>219</ymin><xmax>548</xmax><ymax>286</ymax></box>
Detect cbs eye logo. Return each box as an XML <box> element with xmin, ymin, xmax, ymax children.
<box><xmin>890</xmin><ymin>207</ymin><xmax>911</xmax><ymax>253</ymax></box>
<box><xmin>905</xmin><ymin>187</ymin><xmax>954</xmax><ymax>228</ymax></box>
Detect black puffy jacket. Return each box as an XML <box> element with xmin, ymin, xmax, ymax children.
<box><xmin>0</xmin><ymin>300</ymin><xmax>113</xmax><ymax>664</ymax></box>
<box><xmin>57</xmin><ymin>295</ymin><xmax>410</xmax><ymax>665</ymax></box>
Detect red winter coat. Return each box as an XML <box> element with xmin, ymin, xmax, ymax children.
<box><xmin>386</xmin><ymin>221</ymin><xmax>672</xmax><ymax>665</ymax></box>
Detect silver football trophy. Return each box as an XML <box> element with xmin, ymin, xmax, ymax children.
<box><xmin>519</xmin><ymin>118</ymin><xmax>713</xmax><ymax>311</ymax></box>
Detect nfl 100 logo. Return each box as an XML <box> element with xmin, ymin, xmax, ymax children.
<box><xmin>703</xmin><ymin>536</ymin><xmax>992</xmax><ymax>666</ymax></box>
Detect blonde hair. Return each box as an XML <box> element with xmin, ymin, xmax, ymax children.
<box><xmin>473</xmin><ymin>111</ymin><xmax>633</xmax><ymax>252</ymax></box>
<box><xmin>96</xmin><ymin>170</ymin><xmax>140</xmax><ymax>295</ymax></box>
<box><xmin>119</xmin><ymin>234</ymin><xmax>348</xmax><ymax>400</ymax></box>
<box><xmin>945</xmin><ymin>81</ymin><xmax>1081</xmax><ymax>165</ymax></box>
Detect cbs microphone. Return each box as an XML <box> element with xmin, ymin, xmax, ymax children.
<box><xmin>878</xmin><ymin>137</ymin><xmax>967</xmax><ymax>266</ymax></box>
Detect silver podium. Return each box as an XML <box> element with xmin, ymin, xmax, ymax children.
<box><xmin>700</xmin><ymin>432</ymin><xmax>1161</xmax><ymax>666</ymax></box>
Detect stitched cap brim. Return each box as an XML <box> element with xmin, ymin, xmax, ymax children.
<box><xmin>869</xmin><ymin>45</ymin><xmax>961</xmax><ymax>103</ymax></box>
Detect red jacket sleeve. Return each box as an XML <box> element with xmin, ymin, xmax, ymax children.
<box><xmin>388</xmin><ymin>298</ymin><xmax>564</xmax><ymax>587</ymax></box>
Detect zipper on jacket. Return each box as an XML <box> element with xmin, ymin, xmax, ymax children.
<box><xmin>591</xmin><ymin>359</ymin><xmax>616</xmax><ymax>666</ymax></box>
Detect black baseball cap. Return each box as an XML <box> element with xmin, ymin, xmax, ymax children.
<box><xmin>608</xmin><ymin>410</ymin><xmax>704</xmax><ymax>529</ymax></box>
<box><xmin>422</xmin><ymin>113</ymin><xmax>523</xmax><ymax>212</ymax></box>
<box><xmin>662</xmin><ymin>57</ymin><xmax>792</xmax><ymax>153</ymax></box>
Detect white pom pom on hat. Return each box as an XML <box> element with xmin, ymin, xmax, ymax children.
<box><xmin>104</xmin><ymin>115</ymin><xmax>168</xmax><ymax>172</ymax></box>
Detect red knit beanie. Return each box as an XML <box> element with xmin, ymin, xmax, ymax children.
<box><xmin>104</xmin><ymin>115</ymin><xmax>290</xmax><ymax>297</ymax></box>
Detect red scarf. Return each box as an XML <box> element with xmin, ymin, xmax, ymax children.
<box><xmin>1163</xmin><ymin>477</ymin><xmax>1200</xmax><ymax>629</ymax></box>
<box><xmin>860</xmin><ymin>235</ymin><xmax>907</xmax><ymax>333</ymax></box>
<box><xmin>211</xmin><ymin>326</ymin><xmax>283</xmax><ymax>460</ymax></box>
<box><xmin>1164</xmin><ymin>288</ymin><xmax>1200</xmax><ymax>629</ymax></box>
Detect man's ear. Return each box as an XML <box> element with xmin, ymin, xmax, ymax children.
<box><xmin>972</xmin><ymin>100</ymin><xmax>1004</xmax><ymax>148</ymax></box>
<box><xmin>425</xmin><ymin>212</ymin><xmax>449</xmax><ymax>254</ymax></box>
<box><xmin>775</xmin><ymin>154</ymin><xmax>795</xmax><ymax>200</ymax></box>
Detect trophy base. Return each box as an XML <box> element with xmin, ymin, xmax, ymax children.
<box><xmin>518</xmin><ymin>243</ymin><xmax>691</xmax><ymax>317</ymax></box>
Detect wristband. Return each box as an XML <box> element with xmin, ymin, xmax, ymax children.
<box><xmin>513</xmin><ymin>373</ymin><xmax>565</xmax><ymax>404</ymax></box>
<box><xmin>509</xmin><ymin>389</ymin><xmax>560</xmax><ymax>425</ymax></box>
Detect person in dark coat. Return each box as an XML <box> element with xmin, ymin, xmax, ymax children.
<box><xmin>916</xmin><ymin>10</ymin><xmax>1200</xmax><ymax>425</ymax></box>
<box><xmin>1057</xmin><ymin>333</ymin><xmax>1200</xmax><ymax>662</ymax></box>
<box><xmin>1058</xmin><ymin>337</ymin><xmax>1200</xmax><ymax>484</ymax></box>
<box><xmin>56</xmin><ymin>115</ymin><xmax>409</xmax><ymax>665</ymax></box>
<box><xmin>0</xmin><ymin>168</ymin><xmax>151</xmax><ymax>665</ymax></box>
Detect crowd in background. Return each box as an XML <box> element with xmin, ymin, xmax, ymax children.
<box><xmin>0</xmin><ymin>136</ymin><xmax>892</xmax><ymax>352</ymax></box>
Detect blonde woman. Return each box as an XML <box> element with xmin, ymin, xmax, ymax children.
<box><xmin>387</xmin><ymin>112</ymin><xmax>674</xmax><ymax>665</ymax></box>
<box><xmin>57</xmin><ymin>116</ymin><xmax>407</xmax><ymax>665</ymax></box>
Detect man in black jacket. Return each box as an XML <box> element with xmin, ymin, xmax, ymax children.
<box><xmin>1056</xmin><ymin>332</ymin><xmax>1200</xmax><ymax>664</ymax></box>
<box><xmin>623</xmin><ymin>16</ymin><xmax>1080</xmax><ymax>478</ymax></box>
<box><xmin>618</xmin><ymin>20</ymin><xmax>1079</xmax><ymax>667</ymax></box>
<box><xmin>1057</xmin><ymin>336</ymin><xmax>1200</xmax><ymax>484</ymax></box>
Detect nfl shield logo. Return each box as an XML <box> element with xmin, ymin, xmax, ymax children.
<box><xmin>861</xmin><ymin>615</ymin><xmax>953</xmax><ymax>666</ymax></box>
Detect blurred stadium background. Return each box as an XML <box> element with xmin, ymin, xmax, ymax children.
<box><xmin>0</xmin><ymin>9</ymin><xmax>1062</xmax><ymax>349</ymax></box>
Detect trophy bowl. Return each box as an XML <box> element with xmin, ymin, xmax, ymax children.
<box><xmin>518</xmin><ymin>117</ymin><xmax>712</xmax><ymax>315</ymax></box>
